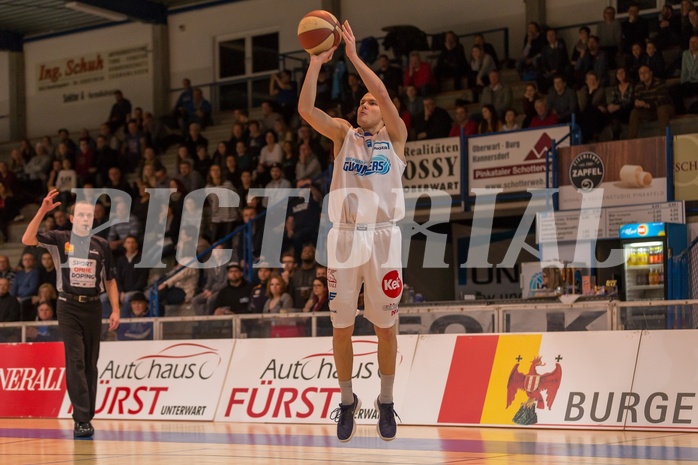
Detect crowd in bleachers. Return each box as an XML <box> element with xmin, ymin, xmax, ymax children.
<box><xmin>1</xmin><ymin>1</ymin><xmax>698</xmax><ymax>341</ymax></box>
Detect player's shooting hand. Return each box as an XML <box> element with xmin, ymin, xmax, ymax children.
<box><xmin>109</xmin><ymin>311</ymin><xmax>120</xmax><ymax>331</ymax></box>
<box><xmin>40</xmin><ymin>189</ymin><xmax>61</xmax><ymax>214</ymax></box>
<box><xmin>341</xmin><ymin>21</ymin><xmax>357</xmax><ymax>58</ymax></box>
<box><xmin>310</xmin><ymin>46</ymin><xmax>336</xmax><ymax>65</ymax></box>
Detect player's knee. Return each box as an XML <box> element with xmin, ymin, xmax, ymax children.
<box><xmin>373</xmin><ymin>323</ymin><xmax>396</xmax><ymax>340</ymax></box>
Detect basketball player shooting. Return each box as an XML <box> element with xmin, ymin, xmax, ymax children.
<box><xmin>298</xmin><ymin>20</ymin><xmax>407</xmax><ymax>442</ymax></box>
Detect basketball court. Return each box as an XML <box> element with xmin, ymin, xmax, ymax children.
<box><xmin>2</xmin><ymin>419</ymin><xmax>698</xmax><ymax>464</ymax></box>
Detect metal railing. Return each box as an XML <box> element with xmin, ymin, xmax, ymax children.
<box><xmin>4</xmin><ymin>299</ymin><xmax>698</xmax><ymax>344</ymax></box>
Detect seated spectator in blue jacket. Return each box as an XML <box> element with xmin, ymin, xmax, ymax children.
<box><xmin>118</xmin><ymin>292</ymin><xmax>153</xmax><ymax>341</ymax></box>
<box><xmin>186</xmin><ymin>88</ymin><xmax>213</xmax><ymax>130</ymax></box>
<box><xmin>11</xmin><ymin>253</ymin><xmax>39</xmax><ymax>304</ymax></box>
<box><xmin>26</xmin><ymin>301</ymin><xmax>61</xmax><ymax>342</ymax></box>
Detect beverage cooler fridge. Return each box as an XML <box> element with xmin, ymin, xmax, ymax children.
<box><xmin>619</xmin><ymin>222</ymin><xmax>688</xmax><ymax>302</ymax></box>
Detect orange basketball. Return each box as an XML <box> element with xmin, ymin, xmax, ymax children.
<box><xmin>297</xmin><ymin>10</ymin><xmax>341</xmax><ymax>55</ymax></box>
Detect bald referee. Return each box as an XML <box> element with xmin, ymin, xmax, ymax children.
<box><xmin>23</xmin><ymin>189</ymin><xmax>120</xmax><ymax>439</ymax></box>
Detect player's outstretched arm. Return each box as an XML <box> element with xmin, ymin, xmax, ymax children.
<box><xmin>341</xmin><ymin>21</ymin><xmax>407</xmax><ymax>151</ymax></box>
<box><xmin>298</xmin><ymin>47</ymin><xmax>350</xmax><ymax>147</ymax></box>
<box><xmin>22</xmin><ymin>189</ymin><xmax>61</xmax><ymax>246</ymax></box>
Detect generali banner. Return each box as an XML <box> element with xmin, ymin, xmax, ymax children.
<box><xmin>558</xmin><ymin>137</ymin><xmax>667</xmax><ymax>210</ymax></box>
<box><xmin>215</xmin><ymin>336</ymin><xmax>417</xmax><ymax>424</ymax></box>
<box><xmin>467</xmin><ymin>125</ymin><xmax>570</xmax><ymax>194</ymax></box>
<box><xmin>403</xmin><ymin>137</ymin><xmax>461</xmax><ymax>196</ymax></box>
<box><xmin>0</xmin><ymin>342</ymin><xmax>66</xmax><ymax>417</ymax></box>
<box><xmin>673</xmin><ymin>134</ymin><xmax>698</xmax><ymax>201</ymax></box>
<box><xmin>59</xmin><ymin>340</ymin><xmax>234</xmax><ymax>420</ymax></box>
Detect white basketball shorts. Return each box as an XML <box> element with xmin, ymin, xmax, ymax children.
<box><xmin>327</xmin><ymin>222</ymin><xmax>403</xmax><ymax>328</ymax></box>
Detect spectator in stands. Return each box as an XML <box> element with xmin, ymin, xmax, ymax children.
<box><xmin>577</xmin><ymin>71</ymin><xmax>608</xmax><ymax>142</ymax></box>
<box><xmin>9</xmin><ymin>149</ymin><xmax>26</xmax><ymax>182</ymax></box>
<box><xmin>257</xmin><ymin>130</ymin><xmax>283</xmax><ymax>180</ymax></box>
<box><xmin>288</xmin><ymin>244</ymin><xmax>317</xmax><ymax>309</ymax></box>
<box><xmin>94</xmin><ymin>135</ymin><xmax>119</xmax><ymax>188</ymax></box>
<box><xmin>173</xmin><ymin>78</ymin><xmax>193</xmax><ymax>130</ymax></box>
<box><xmin>186</xmin><ymin>87</ymin><xmax>213</xmax><ymax>130</ymax></box>
<box><xmin>622</xmin><ymin>3</ymin><xmax>649</xmax><ymax>56</ymax></box>
<box><xmin>213</xmin><ymin>141</ymin><xmax>231</xmax><ymax>168</ymax></box>
<box><xmin>280</xmin><ymin>141</ymin><xmax>298</xmax><ymax>184</ymax></box>
<box><xmin>547</xmin><ymin>75</ymin><xmax>578</xmax><ymax>123</ymax></box>
<box><xmin>57</xmin><ymin>128</ymin><xmax>77</xmax><ymax>156</ymax></box>
<box><xmin>274</xmin><ymin>118</ymin><xmax>294</xmax><ymax>145</ymax></box>
<box><xmin>415</xmin><ymin>97</ymin><xmax>452</xmax><ymax>140</ymax></box>
<box><xmin>213</xmin><ymin>261</ymin><xmax>253</xmax><ymax>315</ymax></box>
<box><xmin>0</xmin><ymin>182</ymin><xmax>18</xmax><ymax>244</ymax></box>
<box><xmin>677</xmin><ymin>35</ymin><xmax>698</xmax><ymax>113</ymax></box>
<box><xmin>263</xmin><ymin>274</ymin><xmax>297</xmax><ymax>337</ymax></box>
<box><xmin>473</xmin><ymin>33</ymin><xmax>499</xmax><ymax>68</ymax></box>
<box><xmin>117</xmin><ymin>292</ymin><xmax>153</xmax><ymax>341</ymax></box>
<box><xmin>449</xmin><ymin>101</ymin><xmax>478</xmax><ymax>137</ymax></box>
<box><xmin>607</xmin><ymin>67</ymin><xmax>635</xmax><ymax>140</ymax></box>
<box><xmin>238</xmin><ymin>171</ymin><xmax>254</xmax><ymax>207</ymax></box>
<box><xmin>501</xmin><ymin>109</ymin><xmax>520</xmax><ymax>131</ymax></box>
<box><xmin>516</xmin><ymin>21</ymin><xmax>546</xmax><ymax>80</ymax></box>
<box><xmin>194</xmin><ymin>145</ymin><xmax>212</xmax><ymax>178</ymax></box>
<box><xmin>107</xmin><ymin>200</ymin><xmax>141</xmax><ymax>255</ymax></box>
<box><xmin>404</xmin><ymin>85</ymin><xmax>424</xmax><ymax>122</ymax></box>
<box><xmin>521</xmin><ymin>82</ymin><xmax>540</xmax><ymax>128</ymax></box>
<box><xmin>105</xmin><ymin>167</ymin><xmax>134</xmax><ymax>199</ymax></box>
<box><xmin>260</xmin><ymin>101</ymin><xmax>283</xmax><ymax>133</ymax></box>
<box><xmin>478</xmin><ymin>104</ymin><xmax>502</xmax><ymax>134</ymax></box>
<box><xmin>529</xmin><ymin>98</ymin><xmax>559</xmax><ymax>128</ymax></box>
<box><xmin>25</xmin><ymin>143</ymin><xmax>51</xmax><ymax>192</ymax></box>
<box><xmin>0</xmin><ymin>161</ymin><xmax>18</xmax><ymax>196</ymax></box>
<box><xmin>627</xmin><ymin>42</ymin><xmax>645</xmax><ymax>83</ymax></box>
<box><xmin>26</xmin><ymin>283</ymin><xmax>57</xmax><ymax>322</ymax></box>
<box><xmin>234</xmin><ymin>141</ymin><xmax>254</xmax><ymax>174</ymax></box>
<box><xmin>403</xmin><ymin>51</ymin><xmax>437</xmax><ymax>96</ymax></box>
<box><xmin>575</xmin><ymin>35</ymin><xmax>610</xmax><ymax>87</ymax></box>
<box><xmin>54</xmin><ymin>158</ymin><xmax>77</xmax><ymax>207</ymax></box>
<box><xmin>38</xmin><ymin>252</ymin><xmax>56</xmax><ymax>287</ymax></box>
<box><xmin>280</xmin><ymin>252</ymin><xmax>296</xmax><ymax>285</ymax></box>
<box><xmin>658</xmin><ymin>3</ymin><xmax>682</xmax><ymax>50</ymax></box>
<box><xmin>286</xmin><ymin>178</ymin><xmax>322</xmax><ymax>261</ymax></box>
<box><xmin>597</xmin><ymin>6</ymin><xmax>622</xmax><ymax>68</ymax></box>
<box><xmin>177</xmin><ymin>159</ymin><xmax>204</xmax><ymax>193</ymax></box>
<box><xmin>191</xmin><ymin>245</ymin><xmax>229</xmax><ymax>316</ymax></box>
<box><xmin>143</xmin><ymin>111</ymin><xmax>168</xmax><ymax>154</ymax></box>
<box><xmin>114</xmin><ymin>235</ymin><xmax>149</xmax><ymax>318</ymax></box>
<box><xmin>269</xmin><ymin>70</ymin><xmax>298</xmax><ymax>125</ymax></box>
<box><xmin>98</xmin><ymin>123</ymin><xmax>120</xmax><ymax>152</ymax></box>
<box><xmin>375</xmin><ymin>54</ymin><xmax>402</xmax><ymax>98</ymax></box>
<box><xmin>184</xmin><ymin>123</ymin><xmax>209</xmax><ymax>158</ymax></box>
<box><xmin>222</xmin><ymin>153</ymin><xmax>242</xmax><ymax>188</ymax></box>
<box><xmin>392</xmin><ymin>96</ymin><xmax>412</xmax><ymax>139</ymax></box>
<box><xmin>643</xmin><ymin>40</ymin><xmax>666</xmax><ymax>79</ymax></box>
<box><xmin>53</xmin><ymin>209</ymin><xmax>71</xmax><ymax>231</ymax></box>
<box><xmin>207</xmin><ymin>164</ymin><xmax>240</xmax><ymax>243</ymax></box>
<box><xmin>570</xmin><ymin>26</ymin><xmax>590</xmax><ymax>69</ymax></box>
<box><xmin>157</xmin><ymin>254</ymin><xmax>199</xmax><ymax>316</ymax></box>
<box><xmin>480</xmin><ymin>70</ymin><xmax>513</xmax><ymax>119</ymax></box>
<box><xmin>539</xmin><ymin>28</ymin><xmax>569</xmax><ymax>93</ymax></box>
<box><xmin>0</xmin><ymin>256</ymin><xmax>15</xmax><ymax>285</ymax></box>
<box><xmin>108</xmin><ymin>90</ymin><xmax>132</xmax><ymax>133</ymax></box>
<box><xmin>227</xmin><ymin>122</ymin><xmax>248</xmax><ymax>153</ymax></box>
<box><xmin>303</xmin><ymin>276</ymin><xmax>331</xmax><ymax>336</ymax></box>
<box><xmin>238</xmin><ymin>205</ymin><xmax>263</xmax><ymax>261</ymax></box>
<box><xmin>0</xmin><ymin>278</ymin><xmax>19</xmax><ymax>323</ymax></box>
<box><xmin>249</xmin><ymin>263</ymin><xmax>272</xmax><ymax>313</ymax></box>
<box><xmin>682</xmin><ymin>8</ymin><xmax>698</xmax><ymax>50</ymax></box>
<box><xmin>26</xmin><ymin>301</ymin><xmax>60</xmax><ymax>343</ymax></box>
<box><xmin>435</xmin><ymin>31</ymin><xmax>469</xmax><ymax>91</ymax></box>
<box><xmin>628</xmin><ymin>65</ymin><xmax>674</xmax><ymax>139</ymax></box>
<box><xmin>263</xmin><ymin>163</ymin><xmax>292</xmax><ymax>209</ymax></box>
<box><xmin>342</xmin><ymin>73</ymin><xmax>366</xmax><ymax>127</ymax></box>
<box><xmin>295</xmin><ymin>143</ymin><xmax>322</xmax><ymax>181</ymax></box>
<box><xmin>11</xmin><ymin>252</ymin><xmax>39</xmax><ymax>305</ymax></box>
<box><xmin>154</xmin><ymin>165</ymin><xmax>170</xmax><ymax>189</ymax></box>
<box><xmin>468</xmin><ymin>44</ymin><xmax>496</xmax><ymax>100</ymax></box>
<box><xmin>75</xmin><ymin>138</ymin><xmax>96</xmax><ymax>185</ymax></box>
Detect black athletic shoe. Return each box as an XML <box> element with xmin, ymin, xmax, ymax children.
<box><xmin>375</xmin><ymin>397</ymin><xmax>401</xmax><ymax>441</ymax></box>
<box><xmin>330</xmin><ymin>394</ymin><xmax>361</xmax><ymax>442</ymax></box>
<box><xmin>74</xmin><ymin>421</ymin><xmax>94</xmax><ymax>439</ymax></box>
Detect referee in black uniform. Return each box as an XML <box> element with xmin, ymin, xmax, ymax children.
<box><xmin>23</xmin><ymin>189</ymin><xmax>120</xmax><ymax>439</ymax></box>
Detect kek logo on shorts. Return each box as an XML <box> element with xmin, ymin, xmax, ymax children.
<box><xmin>381</xmin><ymin>270</ymin><xmax>402</xmax><ymax>299</ymax></box>
<box><xmin>343</xmin><ymin>154</ymin><xmax>391</xmax><ymax>176</ymax></box>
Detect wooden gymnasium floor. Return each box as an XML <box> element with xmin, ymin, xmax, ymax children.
<box><xmin>1</xmin><ymin>419</ymin><xmax>698</xmax><ymax>464</ymax></box>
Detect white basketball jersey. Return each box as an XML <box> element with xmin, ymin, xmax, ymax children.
<box><xmin>329</xmin><ymin>127</ymin><xmax>406</xmax><ymax>224</ymax></box>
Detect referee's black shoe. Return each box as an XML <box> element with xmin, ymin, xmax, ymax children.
<box><xmin>74</xmin><ymin>421</ymin><xmax>94</xmax><ymax>439</ymax></box>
